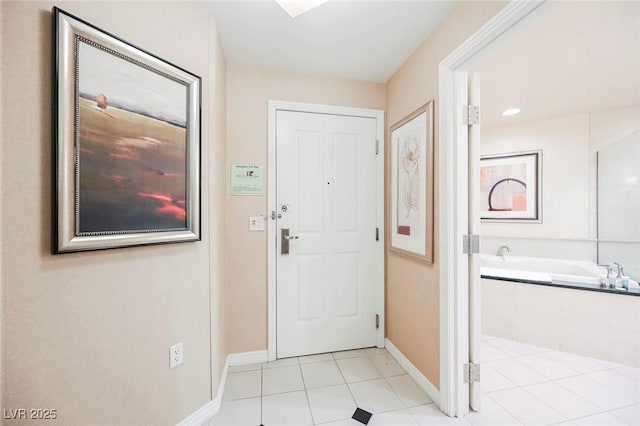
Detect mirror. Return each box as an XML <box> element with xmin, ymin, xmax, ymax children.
<box><xmin>597</xmin><ymin>131</ymin><xmax>640</xmax><ymax>281</ymax></box>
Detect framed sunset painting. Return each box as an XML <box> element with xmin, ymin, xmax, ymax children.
<box><xmin>53</xmin><ymin>8</ymin><xmax>201</xmax><ymax>253</ymax></box>
<box><xmin>480</xmin><ymin>150</ymin><xmax>541</xmax><ymax>222</ymax></box>
<box><xmin>389</xmin><ymin>101</ymin><xmax>434</xmax><ymax>264</ymax></box>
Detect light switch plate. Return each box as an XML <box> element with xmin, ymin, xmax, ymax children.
<box><xmin>170</xmin><ymin>342</ymin><xmax>183</xmax><ymax>368</ymax></box>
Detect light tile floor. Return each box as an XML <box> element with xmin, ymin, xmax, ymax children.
<box><xmin>209</xmin><ymin>337</ymin><xmax>640</xmax><ymax>426</ymax></box>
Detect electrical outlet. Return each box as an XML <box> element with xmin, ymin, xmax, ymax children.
<box><xmin>170</xmin><ymin>342</ymin><xmax>184</xmax><ymax>369</ymax></box>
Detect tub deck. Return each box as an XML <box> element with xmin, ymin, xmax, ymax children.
<box><xmin>480</xmin><ymin>255</ymin><xmax>640</xmax><ymax>296</ymax></box>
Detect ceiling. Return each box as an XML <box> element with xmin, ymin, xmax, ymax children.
<box><xmin>469</xmin><ymin>1</ymin><xmax>640</xmax><ymax>127</ymax></box>
<box><xmin>204</xmin><ymin>0</ymin><xmax>458</xmax><ymax>82</ymax></box>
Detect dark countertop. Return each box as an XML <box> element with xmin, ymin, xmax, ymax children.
<box><xmin>481</xmin><ymin>274</ymin><xmax>640</xmax><ymax>296</ymax></box>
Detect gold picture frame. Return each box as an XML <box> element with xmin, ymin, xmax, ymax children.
<box><xmin>389</xmin><ymin>101</ymin><xmax>434</xmax><ymax>263</ymax></box>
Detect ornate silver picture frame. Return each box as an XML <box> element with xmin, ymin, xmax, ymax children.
<box><xmin>54</xmin><ymin>8</ymin><xmax>201</xmax><ymax>253</ymax></box>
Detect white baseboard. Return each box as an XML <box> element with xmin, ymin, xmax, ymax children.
<box><xmin>227</xmin><ymin>350</ymin><xmax>268</xmax><ymax>366</ymax></box>
<box><xmin>176</xmin><ymin>399</ymin><xmax>219</xmax><ymax>426</ymax></box>
<box><xmin>385</xmin><ymin>338</ymin><xmax>441</xmax><ymax>408</ymax></box>
<box><xmin>177</xmin><ymin>349</ymin><xmax>268</xmax><ymax>425</ymax></box>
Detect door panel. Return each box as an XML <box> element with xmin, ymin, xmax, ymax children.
<box><xmin>276</xmin><ymin>110</ymin><xmax>377</xmax><ymax>358</ymax></box>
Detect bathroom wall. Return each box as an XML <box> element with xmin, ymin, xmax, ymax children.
<box><xmin>225</xmin><ymin>64</ymin><xmax>386</xmax><ymax>353</ymax></box>
<box><xmin>481</xmin><ymin>105</ymin><xmax>640</xmax><ymax>267</ymax></box>
<box><xmin>592</xmin><ymin>106</ymin><xmax>640</xmax><ymax>281</ymax></box>
<box><xmin>1</xmin><ymin>2</ymin><xmax>227</xmax><ymax>424</ymax></box>
<box><xmin>480</xmin><ymin>113</ymin><xmax>595</xmax><ymax>260</ymax></box>
<box><xmin>385</xmin><ymin>0</ymin><xmax>507</xmax><ymax>389</ymax></box>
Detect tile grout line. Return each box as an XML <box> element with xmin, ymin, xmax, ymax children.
<box><xmin>297</xmin><ymin>359</ymin><xmax>318</xmax><ymax>425</ymax></box>
<box><xmin>333</xmin><ymin>351</ymin><xmax>360</xmax><ymax>423</ymax></box>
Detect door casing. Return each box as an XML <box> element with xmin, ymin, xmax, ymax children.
<box><xmin>438</xmin><ymin>0</ymin><xmax>545</xmax><ymax>417</ymax></box>
<box><xmin>267</xmin><ymin>100</ymin><xmax>385</xmax><ymax>361</ymax></box>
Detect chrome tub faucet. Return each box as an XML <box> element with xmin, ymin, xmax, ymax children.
<box><xmin>496</xmin><ymin>245</ymin><xmax>512</xmax><ymax>260</ymax></box>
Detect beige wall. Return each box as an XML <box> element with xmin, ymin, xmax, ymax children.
<box><xmin>225</xmin><ymin>64</ymin><xmax>385</xmax><ymax>353</ymax></box>
<box><xmin>0</xmin><ymin>2</ymin><xmax>226</xmax><ymax>424</ymax></box>
<box><xmin>209</xmin><ymin>17</ymin><xmax>229</xmax><ymax>400</ymax></box>
<box><xmin>385</xmin><ymin>1</ymin><xmax>506</xmax><ymax>388</ymax></box>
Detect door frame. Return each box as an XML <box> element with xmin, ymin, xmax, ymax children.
<box><xmin>438</xmin><ymin>0</ymin><xmax>545</xmax><ymax>417</ymax></box>
<box><xmin>267</xmin><ymin>100</ymin><xmax>385</xmax><ymax>362</ymax></box>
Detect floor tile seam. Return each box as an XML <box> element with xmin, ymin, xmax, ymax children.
<box><xmin>514</xmin><ymin>380</ymin><xmax>582</xmax><ymax>422</ymax></box>
<box><xmin>335</xmin><ymin>359</ymin><xmax>384</xmax><ymax>384</ymax></box>
<box><xmin>334</xmin><ymin>355</ymin><xmax>360</xmax><ymax>417</ymax></box>
<box><xmin>610</xmin><ymin>367</ymin><xmax>640</xmax><ymax>382</ymax></box>
<box><xmin>482</xmin><ymin>360</ymin><xmax>520</xmax><ymax>389</ymax></box>
<box><xmin>483</xmin><ymin>391</ymin><xmax>545</xmax><ymax>425</ymax></box>
<box><xmin>532</xmin><ymin>375</ymin><xmax>620</xmax><ymax>415</ymax></box>
<box><xmin>408</xmin><ymin>404</ymin><xmax>472</xmax><ymax>426</ymax></box>
<box><xmin>492</xmin><ymin>358</ymin><xmax>559</xmax><ymax>387</ymax></box>
<box><xmin>513</xmin><ymin>362</ymin><xmax>586</xmax><ymax>382</ymax></box>
<box><xmin>587</xmin><ymin>368</ymin><xmax>640</xmax><ymax>390</ymax></box>
<box><xmin>262</xmin><ymin>385</ymin><xmax>307</xmax><ymax>398</ymax></box>
<box><xmin>262</xmin><ymin>357</ymin><xmax>301</xmax><ymax>369</ymax></box>
<box><xmin>298</xmin><ymin>362</ymin><xmax>318</xmax><ymax>426</ymax></box>
<box><xmin>482</xmin><ymin>384</ymin><xmax>520</xmax><ymax>394</ymax></box>
<box><xmin>556</xmin><ymin>405</ymin><xmax>635</xmax><ymax>425</ymax></box>
<box><xmin>300</xmin><ymin>358</ymin><xmax>339</xmax><ymax>367</ymax></box>
<box><xmin>328</xmin><ymin>358</ymin><xmax>358</xmax><ymax>423</ymax></box>
<box><xmin>468</xmin><ymin>397</ymin><xmax>526</xmax><ymax>426</ymax></box>
<box><xmin>580</xmin><ymin>371</ymin><xmax>639</xmax><ymax>403</ymax></box>
<box><xmin>224</xmin><ymin>394</ymin><xmax>263</xmax><ymax>403</ymax></box>
<box><xmin>262</xmin><ymin>386</ymin><xmax>313</xmax><ymax>397</ymax></box>
<box><xmin>305</xmin><ymin>378</ymin><xmax>352</xmax><ymax>391</ymax></box>
<box><xmin>551</xmin><ymin>376</ymin><xmax>622</xmax><ymax>412</ymax></box>
<box><xmin>512</xmin><ymin>351</ymin><xmax>584</xmax><ymax>370</ymax></box>
<box><xmin>374</xmin><ymin>403</ymin><xmax>435</xmax><ymax>418</ymax></box>
<box><xmin>606</xmin><ymin>403</ymin><xmax>640</xmax><ymax>426</ymax></box>
<box><xmin>380</xmin><ymin>375</ymin><xmax>409</xmax><ymax>409</ymax></box>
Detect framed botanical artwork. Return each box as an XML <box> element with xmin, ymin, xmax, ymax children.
<box><xmin>53</xmin><ymin>8</ymin><xmax>201</xmax><ymax>253</ymax></box>
<box><xmin>480</xmin><ymin>150</ymin><xmax>542</xmax><ymax>222</ymax></box>
<box><xmin>389</xmin><ymin>101</ymin><xmax>434</xmax><ymax>264</ymax></box>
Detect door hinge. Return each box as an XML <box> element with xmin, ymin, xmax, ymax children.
<box><xmin>462</xmin><ymin>234</ymin><xmax>480</xmax><ymax>254</ymax></box>
<box><xmin>375</xmin><ymin>314</ymin><xmax>380</xmax><ymax>329</ymax></box>
<box><xmin>463</xmin><ymin>105</ymin><xmax>480</xmax><ymax>126</ymax></box>
<box><xmin>463</xmin><ymin>363</ymin><xmax>481</xmax><ymax>384</ymax></box>
<box><xmin>375</xmin><ymin>140</ymin><xmax>380</xmax><ymax>155</ymax></box>
<box><xmin>376</xmin><ymin>227</ymin><xmax>379</xmax><ymax>241</ymax></box>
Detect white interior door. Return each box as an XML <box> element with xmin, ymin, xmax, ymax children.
<box><xmin>453</xmin><ymin>70</ymin><xmax>482</xmax><ymax>415</ymax></box>
<box><xmin>468</xmin><ymin>72</ymin><xmax>482</xmax><ymax>411</ymax></box>
<box><xmin>275</xmin><ymin>110</ymin><xmax>379</xmax><ymax>358</ymax></box>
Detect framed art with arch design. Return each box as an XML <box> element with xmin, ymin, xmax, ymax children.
<box><xmin>480</xmin><ymin>150</ymin><xmax>542</xmax><ymax>222</ymax></box>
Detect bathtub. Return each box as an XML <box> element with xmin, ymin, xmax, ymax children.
<box><xmin>480</xmin><ymin>254</ymin><xmax>639</xmax><ymax>290</ymax></box>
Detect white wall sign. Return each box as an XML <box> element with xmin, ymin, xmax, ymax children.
<box><xmin>231</xmin><ymin>164</ymin><xmax>264</xmax><ymax>196</ymax></box>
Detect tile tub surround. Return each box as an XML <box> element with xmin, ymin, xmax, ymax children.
<box><xmin>209</xmin><ymin>339</ymin><xmax>639</xmax><ymax>425</ymax></box>
<box><xmin>482</xmin><ymin>278</ymin><xmax>640</xmax><ymax>367</ymax></box>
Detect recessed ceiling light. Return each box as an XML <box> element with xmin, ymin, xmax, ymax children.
<box><xmin>502</xmin><ymin>108</ymin><xmax>521</xmax><ymax>116</ymax></box>
<box><xmin>274</xmin><ymin>0</ymin><xmax>330</xmax><ymax>18</ymax></box>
